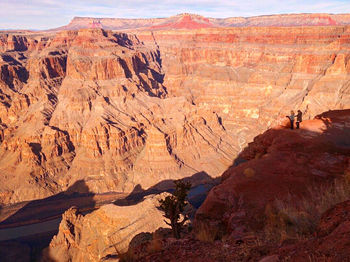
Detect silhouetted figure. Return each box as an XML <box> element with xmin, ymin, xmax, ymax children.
<box><xmin>296</xmin><ymin>110</ymin><xmax>302</xmax><ymax>129</ymax></box>
<box><xmin>286</xmin><ymin>110</ymin><xmax>295</xmax><ymax>130</ymax></box>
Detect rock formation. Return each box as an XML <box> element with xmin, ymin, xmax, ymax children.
<box><xmin>120</xmin><ymin>200</ymin><xmax>350</xmax><ymax>261</ymax></box>
<box><xmin>53</xmin><ymin>13</ymin><xmax>350</xmax><ymax>31</ymax></box>
<box><xmin>196</xmin><ymin>109</ymin><xmax>350</xmax><ymax>239</ymax></box>
<box><xmin>0</xmin><ymin>28</ymin><xmax>235</xmax><ymax>204</ymax></box>
<box><xmin>43</xmin><ymin>193</ymin><xmax>170</xmax><ymax>262</ymax></box>
<box><xmin>1</xmin><ymin>23</ymin><xmax>350</xmax><ymax>205</ymax></box>
<box><xmin>272</xmin><ymin>200</ymin><xmax>350</xmax><ymax>261</ymax></box>
<box><xmin>123</xmin><ymin>110</ymin><xmax>350</xmax><ymax>261</ymax></box>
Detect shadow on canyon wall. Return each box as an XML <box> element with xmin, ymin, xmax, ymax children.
<box><xmin>118</xmin><ymin>109</ymin><xmax>350</xmax><ymax>262</ymax></box>
<box><xmin>0</xmin><ymin>180</ymin><xmax>95</xmax><ymax>228</ymax></box>
<box><xmin>114</xmin><ymin>171</ymin><xmax>220</xmax><ymax>209</ymax></box>
<box><xmin>3</xmin><ymin>109</ymin><xmax>349</xmax><ymax>261</ymax></box>
<box><xmin>0</xmin><ymin>180</ymin><xmax>95</xmax><ymax>262</ymax></box>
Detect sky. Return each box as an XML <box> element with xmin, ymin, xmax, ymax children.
<box><xmin>1</xmin><ymin>0</ymin><xmax>350</xmax><ymax>30</ymax></box>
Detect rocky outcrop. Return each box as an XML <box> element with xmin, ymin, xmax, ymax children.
<box><xmin>127</xmin><ymin>110</ymin><xmax>350</xmax><ymax>262</ymax></box>
<box><xmin>43</xmin><ymin>193</ymin><xmax>170</xmax><ymax>262</ymax></box>
<box><xmin>116</xmin><ymin>199</ymin><xmax>350</xmax><ymax>262</ymax></box>
<box><xmin>195</xmin><ymin>109</ymin><xmax>350</xmax><ymax>239</ymax></box>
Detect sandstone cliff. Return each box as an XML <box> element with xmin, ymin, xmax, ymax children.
<box><xmin>1</xmin><ymin>25</ymin><xmax>350</xmax><ymax>205</ymax></box>
<box><xmin>43</xmin><ymin>193</ymin><xmax>170</xmax><ymax>261</ymax></box>
<box><xmin>0</xmin><ymin>28</ymin><xmax>234</xmax><ymax>204</ymax></box>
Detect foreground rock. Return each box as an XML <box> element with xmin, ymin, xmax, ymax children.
<box><xmin>128</xmin><ymin>200</ymin><xmax>350</xmax><ymax>261</ymax></box>
<box><xmin>273</xmin><ymin>200</ymin><xmax>350</xmax><ymax>261</ymax></box>
<box><xmin>130</xmin><ymin>110</ymin><xmax>350</xmax><ymax>261</ymax></box>
<box><xmin>196</xmin><ymin>109</ymin><xmax>350</xmax><ymax>239</ymax></box>
<box><xmin>43</xmin><ymin>193</ymin><xmax>170</xmax><ymax>262</ymax></box>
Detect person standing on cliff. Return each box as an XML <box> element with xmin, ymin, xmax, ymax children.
<box><xmin>296</xmin><ymin>110</ymin><xmax>302</xmax><ymax>129</ymax></box>
<box><xmin>286</xmin><ymin>110</ymin><xmax>295</xmax><ymax>130</ymax></box>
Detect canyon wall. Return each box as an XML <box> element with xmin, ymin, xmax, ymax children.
<box><xmin>136</xmin><ymin>26</ymin><xmax>350</xmax><ymax>146</ymax></box>
<box><xmin>0</xmin><ymin>24</ymin><xmax>350</xmax><ymax>204</ymax></box>
<box><xmin>44</xmin><ymin>193</ymin><xmax>170</xmax><ymax>261</ymax></box>
<box><xmin>56</xmin><ymin>13</ymin><xmax>350</xmax><ymax>31</ymax></box>
<box><xmin>44</xmin><ymin>110</ymin><xmax>350</xmax><ymax>262</ymax></box>
<box><xmin>0</xmin><ymin>29</ymin><xmax>233</xmax><ymax>204</ymax></box>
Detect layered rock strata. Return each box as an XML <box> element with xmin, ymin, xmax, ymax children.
<box><xmin>0</xmin><ymin>28</ymin><xmax>234</xmax><ymax>204</ymax></box>
<box><xmin>1</xmin><ymin>24</ymin><xmax>350</xmax><ymax>205</ymax></box>
<box><xmin>136</xmin><ymin>25</ymin><xmax>350</xmax><ymax>149</ymax></box>
<box><xmin>43</xmin><ymin>193</ymin><xmax>170</xmax><ymax>262</ymax></box>
<box><xmin>56</xmin><ymin>13</ymin><xmax>350</xmax><ymax>31</ymax></box>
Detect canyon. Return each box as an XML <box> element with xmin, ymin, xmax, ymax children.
<box><xmin>1</xmin><ymin>15</ymin><xmax>350</xmax><ymax>205</ymax></box>
<box><xmin>0</xmin><ymin>12</ymin><xmax>350</xmax><ymax>261</ymax></box>
<box><xmin>44</xmin><ymin>109</ymin><xmax>350</xmax><ymax>262</ymax></box>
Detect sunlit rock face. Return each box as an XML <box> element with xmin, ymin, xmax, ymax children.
<box><xmin>0</xmin><ymin>29</ymin><xmax>233</xmax><ymax>204</ymax></box>
<box><xmin>43</xmin><ymin>193</ymin><xmax>170</xmax><ymax>261</ymax></box>
<box><xmin>0</xmin><ymin>23</ymin><xmax>350</xmax><ymax>204</ymax></box>
<box><xmin>136</xmin><ymin>26</ymin><xmax>350</xmax><ymax>148</ymax></box>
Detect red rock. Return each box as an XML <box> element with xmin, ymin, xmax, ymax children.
<box><xmin>1</xmin><ymin>24</ymin><xmax>350</xmax><ymax>205</ymax></box>
<box><xmin>150</xmin><ymin>14</ymin><xmax>214</xmax><ymax>30</ymax></box>
<box><xmin>196</xmin><ymin>110</ymin><xmax>350</xmax><ymax>237</ymax></box>
<box><xmin>0</xmin><ymin>29</ymin><xmax>233</xmax><ymax>204</ymax></box>
<box><xmin>275</xmin><ymin>200</ymin><xmax>350</xmax><ymax>261</ymax></box>
<box><xmin>52</xmin><ymin>13</ymin><xmax>350</xmax><ymax>31</ymax></box>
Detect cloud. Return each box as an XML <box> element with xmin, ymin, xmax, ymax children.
<box><xmin>1</xmin><ymin>0</ymin><xmax>350</xmax><ymax>29</ymax></box>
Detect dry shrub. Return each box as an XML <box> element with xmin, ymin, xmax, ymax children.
<box><xmin>264</xmin><ymin>178</ymin><xmax>350</xmax><ymax>243</ymax></box>
<box><xmin>119</xmin><ymin>247</ymin><xmax>138</xmax><ymax>262</ymax></box>
<box><xmin>119</xmin><ymin>234</ymin><xmax>163</xmax><ymax>261</ymax></box>
<box><xmin>195</xmin><ymin>222</ymin><xmax>219</xmax><ymax>243</ymax></box>
<box><xmin>146</xmin><ymin>238</ymin><xmax>162</xmax><ymax>254</ymax></box>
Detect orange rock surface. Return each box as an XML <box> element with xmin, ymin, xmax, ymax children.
<box><xmin>0</xmin><ymin>24</ymin><xmax>350</xmax><ymax>205</ymax></box>
<box><xmin>44</xmin><ymin>193</ymin><xmax>171</xmax><ymax>261</ymax></box>
<box><xmin>0</xmin><ymin>29</ymin><xmax>233</xmax><ymax>204</ymax></box>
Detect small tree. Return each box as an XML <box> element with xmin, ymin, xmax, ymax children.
<box><xmin>158</xmin><ymin>179</ymin><xmax>191</xmax><ymax>239</ymax></box>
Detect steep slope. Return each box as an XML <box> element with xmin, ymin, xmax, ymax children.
<box><xmin>0</xmin><ymin>29</ymin><xmax>233</xmax><ymax>204</ymax></box>
<box><xmin>43</xmin><ymin>193</ymin><xmax>171</xmax><ymax>262</ymax></box>
<box><xmin>1</xmin><ymin>24</ymin><xmax>350</xmax><ymax>205</ymax></box>
<box><xmin>136</xmin><ymin>26</ymin><xmax>350</xmax><ymax>150</ymax></box>
<box><xmin>196</xmin><ymin>109</ymin><xmax>350</xmax><ymax>240</ymax></box>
